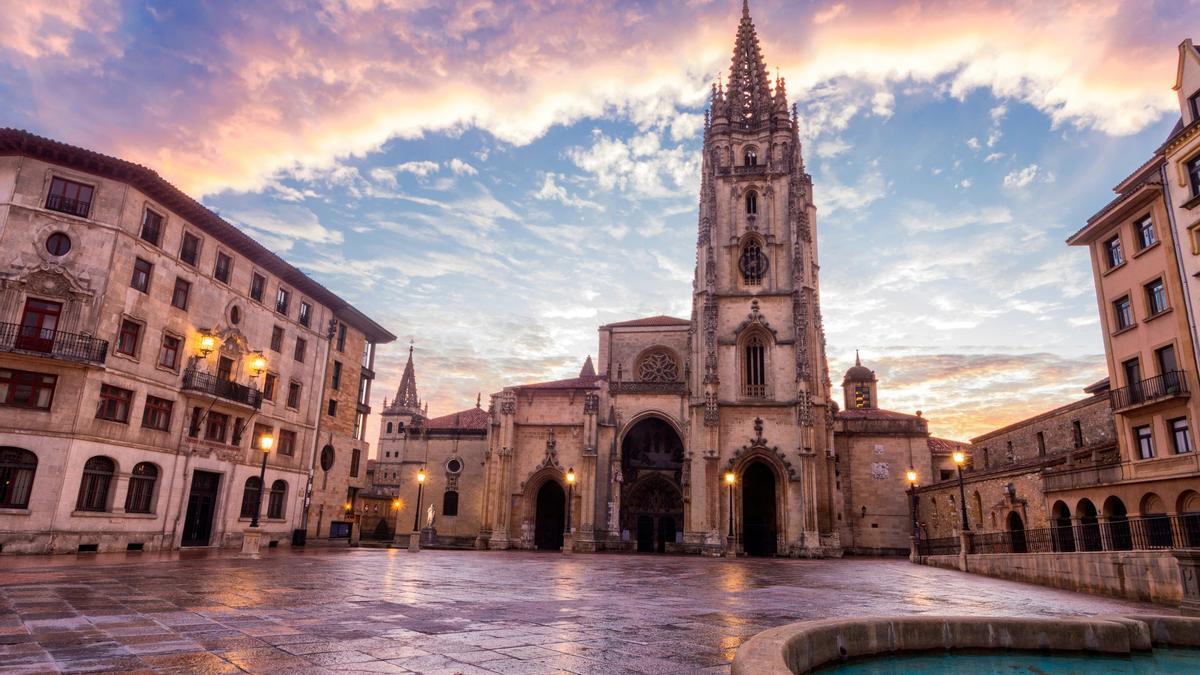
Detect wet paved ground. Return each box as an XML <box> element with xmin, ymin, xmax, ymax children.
<box><xmin>0</xmin><ymin>548</ymin><xmax>1172</xmax><ymax>674</ymax></box>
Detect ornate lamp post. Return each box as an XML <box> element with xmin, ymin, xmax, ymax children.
<box><xmin>952</xmin><ymin>451</ymin><xmax>970</xmax><ymax>532</ymax></box>
<box><xmin>563</xmin><ymin>467</ymin><xmax>576</xmax><ymax>554</ymax></box>
<box><xmin>240</xmin><ymin>433</ymin><xmax>272</xmax><ymax>555</ymax></box>
<box><xmin>408</xmin><ymin>467</ymin><xmax>426</xmax><ymax>552</ymax></box>
<box><xmin>725</xmin><ymin>471</ymin><xmax>736</xmax><ymax>556</ymax></box>
<box><xmin>392</xmin><ymin>498</ymin><xmax>402</xmax><ymax>543</ymax></box>
<box><xmin>906</xmin><ymin>468</ymin><xmax>920</xmax><ymax>559</ymax></box>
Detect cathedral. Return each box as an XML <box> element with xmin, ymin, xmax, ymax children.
<box><xmin>372</xmin><ymin>3</ymin><xmax>957</xmax><ymax>557</ymax></box>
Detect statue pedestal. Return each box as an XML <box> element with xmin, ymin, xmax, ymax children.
<box><xmin>241</xmin><ymin>527</ymin><xmax>263</xmax><ymax>555</ymax></box>
<box><xmin>407</xmin><ymin>530</ymin><xmax>421</xmax><ymax>552</ymax></box>
<box><xmin>420</xmin><ymin>527</ymin><xmax>437</xmax><ymax>547</ymax></box>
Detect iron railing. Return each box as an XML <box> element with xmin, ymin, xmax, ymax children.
<box><xmin>922</xmin><ymin>514</ymin><xmax>1200</xmax><ymax>557</ymax></box>
<box><xmin>44</xmin><ymin>194</ymin><xmax>91</xmax><ymax>218</ymax></box>
<box><xmin>0</xmin><ymin>321</ymin><xmax>108</xmax><ymax>364</ymax></box>
<box><xmin>182</xmin><ymin>369</ymin><xmax>263</xmax><ymax>409</ymax></box>
<box><xmin>1110</xmin><ymin>370</ymin><xmax>1188</xmax><ymax>410</ymax></box>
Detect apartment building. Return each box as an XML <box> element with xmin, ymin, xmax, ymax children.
<box><xmin>0</xmin><ymin>129</ymin><xmax>393</xmax><ymax>554</ymax></box>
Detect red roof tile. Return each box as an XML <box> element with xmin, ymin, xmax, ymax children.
<box><xmin>602</xmin><ymin>315</ymin><xmax>690</xmax><ymax>328</ymax></box>
<box><xmin>516</xmin><ymin>374</ymin><xmax>606</xmax><ymax>391</ymax></box>
<box><xmin>424</xmin><ymin>406</ymin><xmax>490</xmax><ymax>431</ymax></box>
<box><xmin>928</xmin><ymin>437</ymin><xmax>969</xmax><ymax>455</ymax></box>
<box><xmin>837</xmin><ymin>408</ymin><xmax>923</xmax><ymax>421</ymax></box>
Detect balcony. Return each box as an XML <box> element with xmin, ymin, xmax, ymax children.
<box><xmin>1109</xmin><ymin>370</ymin><xmax>1188</xmax><ymax>411</ymax></box>
<box><xmin>0</xmin><ymin>322</ymin><xmax>108</xmax><ymax>365</ymax></box>
<box><xmin>44</xmin><ymin>194</ymin><xmax>91</xmax><ymax>218</ymax></box>
<box><xmin>182</xmin><ymin>368</ymin><xmax>263</xmax><ymax>409</ymax></box>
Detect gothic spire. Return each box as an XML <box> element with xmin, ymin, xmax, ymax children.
<box><xmin>394</xmin><ymin>343</ymin><xmax>420</xmax><ymax>410</ymax></box>
<box><xmin>727</xmin><ymin>0</ymin><xmax>773</xmax><ymax>127</ymax></box>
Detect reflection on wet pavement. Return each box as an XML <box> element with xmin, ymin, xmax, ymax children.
<box><xmin>0</xmin><ymin>549</ymin><xmax>1170</xmax><ymax>673</ymax></box>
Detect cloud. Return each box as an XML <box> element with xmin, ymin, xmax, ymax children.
<box><xmin>816</xmin><ymin>137</ymin><xmax>852</xmax><ymax>158</ymax></box>
<box><xmin>533</xmin><ymin>173</ymin><xmax>604</xmax><ymax>210</ymax></box>
<box><xmin>814</xmin><ymin>3</ymin><xmax>848</xmax><ymax>25</ymax></box>
<box><xmin>1003</xmin><ymin>164</ymin><xmax>1046</xmax><ymax>188</ymax></box>
<box><xmin>227</xmin><ymin>205</ymin><xmax>343</xmax><ymax>251</ymax></box>
<box><xmin>966</xmin><ymin>137</ymin><xmax>981</xmax><ymax>150</ymax></box>
<box><xmin>567</xmin><ymin>130</ymin><xmax>699</xmax><ymax>198</ymax></box>
<box><xmin>816</xmin><ymin>161</ymin><xmax>887</xmax><ymax>215</ymax></box>
<box><xmin>447</xmin><ymin>158</ymin><xmax>478</xmax><ymax>176</ymax></box>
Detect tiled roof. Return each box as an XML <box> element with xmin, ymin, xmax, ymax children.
<box><xmin>928</xmin><ymin>437</ymin><xmax>968</xmax><ymax>456</ymax></box>
<box><xmin>602</xmin><ymin>315</ymin><xmax>690</xmax><ymax>328</ymax></box>
<box><xmin>424</xmin><ymin>406</ymin><xmax>490</xmax><ymax>431</ymax></box>
<box><xmin>836</xmin><ymin>407</ymin><xmax>922</xmax><ymax>421</ymax></box>
<box><xmin>516</xmin><ymin>374</ymin><xmax>606</xmax><ymax>390</ymax></box>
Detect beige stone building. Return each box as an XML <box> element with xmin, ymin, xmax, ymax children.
<box><xmin>0</xmin><ymin>129</ymin><xmax>393</xmax><ymax>554</ymax></box>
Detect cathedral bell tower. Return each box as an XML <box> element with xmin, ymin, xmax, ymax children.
<box><xmin>689</xmin><ymin>0</ymin><xmax>838</xmax><ymax>555</ymax></box>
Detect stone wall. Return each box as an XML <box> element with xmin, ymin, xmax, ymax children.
<box><xmin>920</xmin><ymin>551</ymin><xmax>1182</xmax><ymax>605</ymax></box>
<box><xmin>915</xmin><ymin>464</ymin><xmax>1051</xmax><ymax>539</ymax></box>
<box><xmin>971</xmin><ymin>393</ymin><xmax>1113</xmax><ymax>470</ymax></box>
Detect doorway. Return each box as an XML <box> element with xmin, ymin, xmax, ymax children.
<box><xmin>741</xmin><ymin>461</ymin><xmax>778</xmax><ymax>556</ymax></box>
<box><xmin>1006</xmin><ymin>511</ymin><xmax>1027</xmax><ymax>553</ymax></box>
<box><xmin>636</xmin><ymin>515</ymin><xmax>655</xmax><ymax>552</ymax></box>
<box><xmin>181</xmin><ymin>470</ymin><xmax>221</xmax><ymax>547</ymax></box>
<box><xmin>656</xmin><ymin>516</ymin><xmax>676</xmax><ymax>553</ymax></box>
<box><xmin>17</xmin><ymin>298</ymin><xmax>62</xmax><ymax>353</ymax></box>
<box><xmin>534</xmin><ymin>481</ymin><xmax>565</xmax><ymax>551</ymax></box>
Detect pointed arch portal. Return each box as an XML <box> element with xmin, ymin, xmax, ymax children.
<box><xmin>620</xmin><ymin>417</ymin><xmax>684</xmax><ymax>553</ymax></box>
<box><xmin>741</xmin><ymin>461</ymin><xmax>778</xmax><ymax>556</ymax></box>
<box><xmin>534</xmin><ymin>481</ymin><xmax>565</xmax><ymax>551</ymax></box>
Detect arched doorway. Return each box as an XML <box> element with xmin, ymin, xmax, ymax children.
<box><xmin>1076</xmin><ymin>499</ymin><xmax>1101</xmax><ymax>551</ymax></box>
<box><xmin>1179</xmin><ymin>490</ymin><xmax>1200</xmax><ymax>548</ymax></box>
<box><xmin>1051</xmin><ymin>501</ymin><xmax>1075</xmax><ymax>552</ymax></box>
<box><xmin>534</xmin><ymin>481</ymin><xmax>565</xmax><ymax>551</ymax></box>
<box><xmin>741</xmin><ymin>461</ymin><xmax>777</xmax><ymax>557</ymax></box>
<box><xmin>1103</xmin><ymin>496</ymin><xmax>1131</xmax><ymax>551</ymax></box>
<box><xmin>1139</xmin><ymin>492</ymin><xmax>1172</xmax><ymax>548</ymax></box>
<box><xmin>1006</xmin><ymin>512</ymin><xmax>1027</xmax><ymax>553</ymax></box>
<box><xmin>620</xmin><ymin>417</ymin><xmax>684</xmax><ymax>553</ymax></box>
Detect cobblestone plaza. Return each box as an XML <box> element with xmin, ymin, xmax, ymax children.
<box><xmin>0</xmin><ymin>549</ymin><xmax>1166</xmax><ymax>674</ymax></box>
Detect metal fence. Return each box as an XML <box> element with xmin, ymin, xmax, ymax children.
<box><xmin>918</xmin><ymin>514</ymin><xmax>1200</xmax><ymax>556</ymax></box>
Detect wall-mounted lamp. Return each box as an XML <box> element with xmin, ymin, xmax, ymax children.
<box><xmin>250</xmin><ymin>352</ymin><xmax>268</xmax><ymax>377</ymax></box>
<box><xmin>197</xmin><ymin>333</ymin><xmax>218</xmax><ymax>357</ymax></box>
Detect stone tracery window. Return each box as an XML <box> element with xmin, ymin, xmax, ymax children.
<box><xmin>744</xmin><ymin>147</ymin><xmax>758</xmax><ymax>166</ymax></box>
<box><xmin>745</xmin><ymin>190</ymin><xmax>758</xmax><ymax>215</ymax></box>
<box><xmin>743</xmin><ymin>335</ymin><xmax>766</xmax><ymax>398</ymax></box>
<box><xmin>638</xmin><ymin>351</ymin><xmax>679</xmax><ymax>382</ymax></box>
<box><xmin>739</xmin><ymin>240</ymin><xmax>767</xmax><ymax>285</ymax></box>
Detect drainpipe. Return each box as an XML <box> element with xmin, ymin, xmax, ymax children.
<box><xmin>1162</xmin><ymin>162</ymin><xmax>1200</xmax><ymax>374</ymax></box>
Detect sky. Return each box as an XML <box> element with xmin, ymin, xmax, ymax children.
<box><xmin>2</xmin><ymin>0</ymin><xmax>1197</xmax><ymax>448</ymax></box>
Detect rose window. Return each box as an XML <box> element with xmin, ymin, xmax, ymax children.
<box><xmin>639</xmin><ymin>352</ymin><xmax>679</xmax><ymax>382</ymax></box>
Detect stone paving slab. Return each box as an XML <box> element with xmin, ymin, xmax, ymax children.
<box><xmin>0</xmin><ymin>548</ymin><xmax>1173</xmax><ymax>673</ymax></box>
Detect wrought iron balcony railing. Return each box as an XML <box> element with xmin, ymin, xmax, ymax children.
<box><xmin>182</xmin><ymin>368</ymin><xmax>263</xmax><ymax>409</ymax></box>
<box><xmin>1109</xmin><ymin>370</ymin><xmax>1188</xmax><ymax>411</ymax></box>
<box><xmin>44</xmin><ymin>194</ymin><xmax>91</xmax><ymax>218</ymax></box>
<box><xmin>0</xmin><ymin>322</ymin><xmax>108</xmax><ymax>365</ymax></box>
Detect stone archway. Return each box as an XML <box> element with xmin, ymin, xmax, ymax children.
<box><xmin>1006</xmin><ymin>511</ymin><xmax>1027</xmax><ymax>553</ymax></box>
<box><xmin>619</xmin><ymin>416</ymin><xmax>684</xmax><ymax>553</ymax></box>
<box><xmin>741</xmin><ymin>461</ymin><xmax>778</xmax><ymax>557</ymax></box>
<box><xmin>534</xmin><ymin>481</ymin><xmax>565</xmax><ymax>551</ymax></box>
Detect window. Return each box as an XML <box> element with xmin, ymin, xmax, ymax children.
<box><xmin>96</xmin><ymin>385</ymin><xmax>132</xmax><ymax>422</ymax></box>
<box><xmin>263</xmin><ymin>372</ymin><xmax>277</xmax><ymax>401</ymax></box>
<box><xmin>745</xmin><ymin>190</ymin><xmax>757</xmax><ymax>215</ymax></box>
<box><xmin>46</xmin><ymin>177</ymin><xmax>93</xmax><ymax>217</ymax></box>
<box><xmin>331</xmin><ymin>361</ymin><xmax>343</xmax><ymax>390</ymax></box>
<box><xmin>287</xmin><ymin>381</ymin><xmax>302</xmax><ymax>409</ymax></box>
<box><xmin>217</xmin><ymin>355</ymin><xmax>234</xmax><ymax>382</ymax></box>
<box><xmin>739</xmin><ymin>240</ymin><xmax>767</xmax><ymax>285</ymax></box>
<box><xmin>327</xmin><ymin>399</ymin><xmax>338</xmax><ymax>417</ymax></box>
<box><xmin>0</xmin><ymin>369</ymin><xmax>57</xmax><ymax>410</ymax></box>
<box><xmin>115</xmin><ymin>319</ymin><xmax>141</xmax><ymax>357</ymax></box>
<box><xmin>276</xmin><ymin>287</ymin><xmax>291</xmax><ymax>315</ymax></box>
<box><xmin>1135</xmin><ymin>425</ymin><xmax>1154</xmax><ymax>459</ymax></box>
<box><xmin>1189</xmin><ymin>155</ymin><xmax>1200</xmax><ymax>198</ymax></box>
<box><xmin>140</xmin><ymin>209</ymin><xmax>164</xmax><ymax>246</ymax></box>
<box><xmin>214</xmin><ymin>251</ymin><xmax>232</xmax><ymax>284</ymax></box>
<box><xmin>17</xmin><ymin>298</ymin><xmax>61</xmax><ymax>354</ymax></box>
<box><xmin>205</xmin><ymin>411</ymin><xmax>229</xmax><ymax>444</ymax></box>
<box><xmin>744</xmin><ymin>148</ymin><xmax>757</xmax><ymax>166</ymax></box>
<box><xmin>45</xmin><ymin>232</ymin><xmax>71</xmax><ymax>256</ymax></box>
<box><xmin>1036</xmin><ymin>431</ymin><xmax>1046</xmax><ymax>456</ymax></box>
<box><xmin>294</xmin><ymin>337</ymin><xmax>306</xmax><ymax>363</ymax></box>
<box><xmin>124</xmin><ymin>463</ymin><xmax>158</xmax><ymax>514</ymax></box>
<box><xmin>743</xmin><ymin>334</ymin><xmax>766</xmax><ymax>398</ymax></box>
<box><xmin>1113</xmin><ymin>296</ymin><xmax>1133</xmax><ymax>330</ymax></box>
<box><xmin>298</xmin><ymin>301</ymin><xmax>312</xmax><ymax>328</ymax></box>
<box><xmin>76</xmin><ymin>456</ymin><xmax>115</xmax><ymax>512</ymax></box>
<box><xmin>141</xmin><ymin>395</ymin><xmax>173</xmax><ymax>431</ymax></box>
<box><xmin>278</xmin><ymin>429</ymin><xmax>297</xmax><ymax>456</ymax></box>
<box><xmin>179</xmin><ymin>232</ymin><xmax>200</xmax><ymax>266</ymax></box>
<box><xmin>358</xmin><ymin>374</ymin><xmax>370</xmax><ymax>405</ymax></box>
<box><xmin>354</xmin><ymin>412</ymin><xmax>366</xmax><ymax>441</ymax></box>
<box><xmin>1170</xmin><ymin>417</ymin><xmax>1193</xmax><ymax>454</ymax></box>
<box><xmin>1104</xmin><ymin>235</ymin><xmax>1123</xmax><ymax>268</ymax></box>
<box><xmin>158</xmin><ymin>334</ymin><xmax>181</xmax><ymax>371</ymax></box>
<box><xmin>1156</xmin><ymin>344</ymin><xmax>1179</xmax><ymax>378</ymax></box>
<box><xmin>1145</xmin><ymin>279</ymin><xmax>1167</xmax><ymax>316</ymax></box>
<box><xmin>270</xmin><ymin>326</ymin><xmax>284</xmax><ymax>352</ymax></box>
<box><xmin>442</xmin><ymin>490</ymin><xmax>459</xmax><ymax>516</ymax></box>
<box><xmin>240</xmin><ymin>477</ymin><xmax>262</xmax><ymax>519</ymax></box>
<box><xmin>362</xmin><ymin>341</ymin><xmax>374</xmax><ymax>368</ymax></box>
<box><xmin>337</xmin><ymin>322</ymin><xmax>347</xmax><ymax>352</ymax></box>
<box><xmin>250</xmin><ymin>272</ymin><xmax>266</xmax><ymax>302</ymax></box>
<box><xmin>267</xmin><ymin>480</ymin><xmax>287</xmax><ymax>519</ymax></box>
<box><xmin>350</xmin><ymin>448</ymin><xmax>361</xmax><ymax>477</ymax></box>
<box><xmin>1135</xmin><ymin>216</ymin><xmax>1156</xmax><ymax>250</ymax></box>
<box><xmin>171</xmin><ymin>277</ymin><xmax>191</xmax><ymax>310</ymax></box>
<box><xmin>131</xmin><ymin>258</ymin><xmax>152</xmax><ymax>293</ymax></box>
<box><xmin>1072</xmin><ymin>420</ymin><xmax>1083</xmax><ymax>448</ymax></box>
<box><xmin>1190</xmin><ymin>90</ymin><xmax>1200</xmax><ymax>121</ymax></box>
<box><xmin>0</xmin><ymin>448</ymin><xmax>37</xmax><ymax>509</ymax></box>
<box><xmin>387</xmin><ymin>422</ymin><xmax>394</xmax><ymax>434</ymax></box>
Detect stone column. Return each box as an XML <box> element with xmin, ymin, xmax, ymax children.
<box><xmin>1174</xmin><ymin>550</ymin><xmax>1200</xmax><ymax>617</ymax></box>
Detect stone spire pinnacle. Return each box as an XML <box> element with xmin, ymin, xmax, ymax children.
<box><xmin>580</xmin><ymin>355</ymin><xmax>596</xmax><ymax>378</ymax></box>
<box><xmin>727</xmin><ymin>0</ymin><xmax>773</xmax><ymax>127</ymax></box>
<box><xmin>394</xmin><ymin>343</ymin><xmax>420</xmax><ymax>410</ymax></box>
<box><xmin>855</xmin><ymin>349</ymin><xmax>861</xmax><ymax>367</ymax></box>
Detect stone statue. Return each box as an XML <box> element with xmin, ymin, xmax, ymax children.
<box><xmin>425</xmin><ymin>504</ymin><xmax>436</xmax><ymax>529</ymax></box>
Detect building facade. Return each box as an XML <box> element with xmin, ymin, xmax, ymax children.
<box><xmin>0</xmin><ymin>129</ymin><xmax>393</xmax><ymax>554</ymax></box>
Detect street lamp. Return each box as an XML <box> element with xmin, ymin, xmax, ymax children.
<box><xmin>391</xmin><ymin>498</ymin><xmax>402</xmax><ymax>542</ymax></box>
<box><xmin>249</xmin><ymin>433</ymin><xmax>273</xmax><ymax>528</ymax></box>
<box><xmin>952</xmin><ymin>451</ymin><xmax>970</xmax><ymax>532</ymax></box>
<box><xmin>725</xmin><ymin>471</ymin><xmax>736</xmax><ymax>554</ymax></box>
<box><xmin>409</xmin><ymin>467</ymin><xmax>426</xmax><ymax>552</ymax></box>
<box><xmin>905</xmin><ymin>468</ymin><xmax>920</xmax><ymax>541</ymax></box>
<box><xmin>564</xmin><ymin>467</ymin><xmax>576</xmax><ymax>552</ymax></box>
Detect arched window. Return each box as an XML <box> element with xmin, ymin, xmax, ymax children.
<box><xmin>240</xmin><ymin>477</ymin><xmax>262</xmax><ymax>519</ymax></box>
<box><xmin>386</xmin><ymin>421</ymin><xmax>393</xmax><ymax>434</ymax></box>
<box><xmin>76</xmin><ymin>456</ymin><xmax>115</xmax><ymax>512</ymax></box>
<box><xmin>124</xmin><ymin>462</ymin><xmax>158</xmax><ymax>514</ymax></box>
<box><xmin>267</xmin><ymin>480</ymin><xmax>287</xmax><ymax>519</ymax></box>
<box><xmin>743</xmin><ymin>334</ymin><xmax>766</xmax><ymax>398</ymax></box>
<box><xmin>0</xmin><ymin>448</ymin><xmax>37</xmax><ymax>509</ymax></box>
<box><xmin>443</xmin><ymin>490</ymin><xmax>459</xmax><ymax>516</ymax></box>
<box><xmin>739</xmin><ymin>240</ymin><xmax>767</xmax><ymax>285</ymax></box>
<box><xmin>744</xmin><ymin>148</ymin><xmax>757</xmax><ymax>166</ymax></box>
<box><xmin>745</xmin><ymin>190</ymin><xmax>758</xmax><ymax>215</ymax></box>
